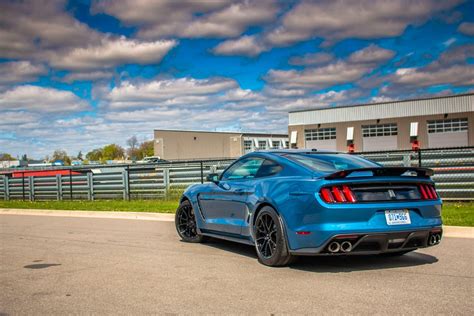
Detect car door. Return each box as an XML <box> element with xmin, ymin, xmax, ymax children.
<box><xmin>197</xmin><ymin>157</ymin><xmax>263</xmax><ymax>235</ymax></box>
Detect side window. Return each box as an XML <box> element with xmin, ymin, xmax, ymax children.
<box><xmin>221</xmin><ymin>158</ymin><xmax>264</xmax><ymax>181</ymax></box>
<box><xmin>256</xmin><ymin>159</ymin><xmax>283</xmax><ymax>178</ymax></box>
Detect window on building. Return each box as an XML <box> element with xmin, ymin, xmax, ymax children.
<box><xmin>305</xmin><ymin>128</ymin><xmax>336</xmax><ymax>141</ymax></box>
<box><xmin>271</xmin><ymin>141</ymin><xmax>280</xmax><ymax>149</ymax></box>
<box><xmin>258</xmin><ymin>140</ymin><xmax>267</xmax><ymax>149</ymax></box>
<box><xmin>362</xmin><ymin>123</ymin><xmax>397</xmax><ymax>137</ymax></box>
<box><xmin>243</xmin><ymin>140</ymin><xmax>253</xmax><ymax>151</ymax></box>
<box><xmin>285</xmin><ymin>141</ymin><xmax>289</xmax><ymax>148</ymax></box>
<box><xmin>427</xmin><ymin>118</ymin><xmax>468</xmax><ymax>133</ymax></box>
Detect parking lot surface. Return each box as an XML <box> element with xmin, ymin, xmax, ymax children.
<box><xmin>1</xmin><ymin>214</ymin><xmax>472</xmax><ymax>315</ymax></box>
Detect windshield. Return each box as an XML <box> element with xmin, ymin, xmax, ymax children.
<box><xmin>284</xmin><ymin>153</ymin><xmax>380</xmax><ymax>174</ymax></box>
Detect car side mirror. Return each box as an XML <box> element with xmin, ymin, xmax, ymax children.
<box><xmin>206</xmin><ymin>173</ymin><xmax>220</xmax><ymax>183</ymax></box>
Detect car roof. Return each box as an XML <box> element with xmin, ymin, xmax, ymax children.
<box><xmin>257</xmin><ymin>149</ymin><xmax>340</xmax><ymax>155</ymax></box>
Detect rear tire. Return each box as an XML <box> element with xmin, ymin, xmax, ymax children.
<box><xmin>175</xmin><ymin>200</ymin><xmax>206</xmax><ymax>243</ymax></box>
<box><xmin>254</xmin><ymin>206</ymin><xmax>294</xmax><ymax>267</ymax></box>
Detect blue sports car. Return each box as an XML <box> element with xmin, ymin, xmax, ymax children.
<box><xmin>175</xmin><ymin>150</ymin><xmax>442</xmax><ymax>266</ymax></box>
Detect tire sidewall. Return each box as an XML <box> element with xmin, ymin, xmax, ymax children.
<box><xmin>254</xmin><ymin>206</ymin><xmax>291</xmax><ymax>266</ymax></box>
<box><xmin>175</xmin><ymin>200</ymin><xmax>203</xmax><ymax>243</ymax></box>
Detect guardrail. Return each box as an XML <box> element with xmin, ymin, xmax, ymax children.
<box><xmin>353</xmin><ymin>147</ymin><xmax>474</xmax><ymax>200</ymax></box>
<box><xmin>0</xmin><ymin>147</ymin><xmax>472</xmax><ymax>201</ymax></box>
<box><xmin>0</xmin><ymin>159</ymin><xmax>234</xmax><ymax>201</ymax></box>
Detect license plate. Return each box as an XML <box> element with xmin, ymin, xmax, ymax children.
<box><xmin>385</xmin><ymin>210</ymin><xmax>411</xmax><ymax>225</ymax></box>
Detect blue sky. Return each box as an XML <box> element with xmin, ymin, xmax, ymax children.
<box><xmin>1</xmin><ymin>0</ymin><xmax>474</xmax><ymax>158</ymax></box>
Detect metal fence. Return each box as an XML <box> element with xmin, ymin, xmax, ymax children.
<box><xmin>0</xmin><ymin>159</ymin><xmax>235</xmax><ymax>201</ymax></box>
<box><xmin>353</xmin><ymin>146</ymin><xmax>474</xmax><ymax>200</ymax></box>
<box><xmin>0</xmin><ymin>147</ymin><xmax>472</xmax><ymax>201</ymax></box>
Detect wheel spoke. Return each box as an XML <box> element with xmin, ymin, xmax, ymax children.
<box><xmin>255</xmin><ymin>213</ymin><xmax>279</xmax><ymax>259</ymax></box>
<box><xmin>177</xmin><ymin>205</ymin><xmax>198</xmax><ymax>239</ymax></box>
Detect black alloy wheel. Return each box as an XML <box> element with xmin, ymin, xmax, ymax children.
<box><xmin>256</xmin><ymin>213</ymin><xmax>278</xmax><ymax>258</ymax></box>
<box><xmin>254</xmin><ymin>206</ymin><xmax>294</xmax><ymax>266</ymax></box>
<box><xmin>175</xmin><ymin>200</ymin><xmax>205</xmax><ymax>243</ymax></box>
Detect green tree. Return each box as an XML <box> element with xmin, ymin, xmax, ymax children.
<box><xmin>102</xmin><ymin>144</ymin><xmax>125</xmax><ymax>161</ymax></box>
<box><xmin>0</xmin><ymin>153</ymin><xmax>16</xmax><ymax>161</ymax></box>
<box><xmin>86</xmin><ymin>148</ymin><xmax>103</xmax><ymax>162</ymax></box>
<box><xmin>77</xmin><ymin>151</ymin><xmax>83</xmax><ymax>161</ymax></box>
<box><xmin>136</xmin><ymin>140</ymin><xmax>154</xmax><ymax>159</ymax></box>
<box><xmin>51</xmin><ymin>149</ymin><xmax>71</xmax><ymax>165</ymax></box>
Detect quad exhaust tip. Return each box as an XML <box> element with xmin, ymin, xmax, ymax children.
<box><xmin>429</xmin><ymin>233</ymin><xmax>442</xmax><ymax>245</ymax></box>
<box><xmin>328</xmin><ymin>241</ymin><xmax>353</xmax><ymax>253</ymax></box>
<box><xmin>328</xmin><ymin>241</ymin><xmax>340</xmax><ymax>253</ymax></box>
<box><xmin>340</xmin><ymin>241</ymin><xmax>353</xmax><ymax>253</ymax></box>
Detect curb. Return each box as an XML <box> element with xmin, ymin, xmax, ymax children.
<box><xmin>0</xmin><ymin>208</ymin><xmax>472</xmax><ymax>239</ymax></box>
<box><xmin>0</xmin><ymin>208</ymin><xmax>175</xmax><ymax>222</ymax></box>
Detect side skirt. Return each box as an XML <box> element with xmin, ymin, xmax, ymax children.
<box><xmin>201</xmin><ymin>229</ymin><xmax>254</xmax><ymax>246</ymax></box>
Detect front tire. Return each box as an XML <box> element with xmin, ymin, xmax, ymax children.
<box><xmin>175</xmin><ymin>200</ymin><xmax>205</xmax><ymax>243</ymax></box>
<box><xmin>254</xmin><ymin>206</ymin><xmax>294</xmax><ymax>267</ymax></box>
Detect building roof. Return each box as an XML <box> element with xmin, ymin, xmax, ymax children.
<box><xmin>289</xmin><ymin>93</ymin><xmax>474</xmax><ymax>126</ymax></box>
<box><xmin>154</xmin><ymin>128</ymin><xmax>287</xmax><ymax>137</ymax></box>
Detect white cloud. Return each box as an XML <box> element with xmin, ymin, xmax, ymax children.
<box><xmin>458</xmin><ymin>22</ymin><xmax>474</xmax><ymax>36</ymax></box>
<box><xmin>288</xmin><ymin>52</ymin><xmax>334</xmax><ymax>66</ymax></box>
<box><xmin>393</xmin><ymin>65</ymin><xmax>474</xmax><ymax>87</ymax></box>
<box><xmin>265</xmin><ymin>90</ymin><xmax>355</xmax><ymax>112</ymax></box>
<box><xmin>61</xmin><ymin>71</ymin><xmax>113</xmax><ymax>83</ymax></box>
<box><xmin>0</xmin><ymin>111</ymin><xmax>41</xmax><ymax>126</ymax></box>
<box><xmin>0</xmin><ymin>0</ymin><xmax>101</xmax><ymax>59</ymax></box>
<box><xmin>266</xmin><ymin>0</ymin><xmax>462</xmax><ymax>47</ymax></box>
<box><xmin>49</xmin><ymin>37</ymin><xmax>177</xmax><ymax>70</ymax></box>
<box><xmin>174</xmin><ymin>0</ymin><xmax>277</xmax><ymax>38</ymax></box>
<box><xmin>213</xmin><ymin>35</ymin><xmax>266</xmax><ymax>57</ymax></box>
<box><xmin>266</xmin><ymin>45</ymin><xmax>394</xmax><ymax>89</ymax></box>
<box><xmin>213</xmin><ymin>0</ymin><xmax>463</xmax><ymax>56</ymax></box>
<box><xmin>263</xmin><ymin>87</ymin><xmax>307</xmax><ymax>97</ymax></box>
<box><xmin>0</xmin><ymin>85</ymin><xmax>89</xmax><ymax>113</ymax></box>
<box><xmin>104</xmin><ymin>77</ymin><xmax>238</xmax><ymax>109</ymax></box>
<box><xmin>0</xmin><ymin>61</ymin><xmax>47</xmax><ymax>84</ymax></box>
<box><xmin>348</xmin><ymin>44</ymin><xmax>396</xmax><ymax>64</ymax></box>
<box><xmin>94</xmin><ymin>0</ymin><xmax>278</xmax><ymax>39</ymax></box>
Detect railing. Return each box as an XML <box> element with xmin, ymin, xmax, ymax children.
<box><xmin>0</xmin><ymin>159</ymin><xmax>235</xmax><ymax>201</ymax></box>
<box><xmin>0</xmin><ymin>147</ymin><xmax>472</xmax><ymax>201</ymax></box>
<box><xmin>353</xmin><ymin>146</ymin><xmax>474</xmax><ymax>200</ymax></box>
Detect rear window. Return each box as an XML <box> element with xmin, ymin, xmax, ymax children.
<box><xmin>284</xmin><ymin>154</ymin><xmax>380</xmax><ymax>174</ymax></box>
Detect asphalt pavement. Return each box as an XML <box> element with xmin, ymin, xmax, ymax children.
<box><xmin>1</xmin><ymin>214</ymin><xmax>472</xmax><ymax>315</ymax></box>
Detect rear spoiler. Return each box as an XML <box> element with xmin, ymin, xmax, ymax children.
<box><xmin>324</xmin><ymin>167</ymin><xmax>434</xmax><ymax>180</ymax></box>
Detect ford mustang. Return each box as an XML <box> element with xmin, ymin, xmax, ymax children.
<box><xmin>175</xmin><ymin>150</ymin><xmax>442</xmax><ymax>266</ymax></box>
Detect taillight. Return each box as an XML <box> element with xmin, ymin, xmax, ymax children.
<box><xmin>320</xmin><ymin>188</ymin><xmax>335</xmax><ymax>203</ymax></box>
<box><xmin>331</xmin><ymin>187</ymin><xmax>346</xmax><ymax>202</ymax></box>
<box><xmin>419</xmin><ymin>184</ymin><xmax>438</xmax><ymax>200</ymax></box>
<box><xmin>320</xmin><ymin>186</ymin><xmax>357</xmax><ymax>203</ymax></box>
<box><xmin>342</xmin><ymin>185</ymin><xmax>356</xmax><ymax>202</ymax></box>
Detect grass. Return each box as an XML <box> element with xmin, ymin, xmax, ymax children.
<box><xmin>0</xmin><ymin>199</ymin><xmax>179</xmax><ymax>213</ymax></box>
<box><xmin>441</xmin><ymin>202</ymin><xmax>474</xmax><ymax>227</ymax></box>
<box><xmin>0</xmin><ymin>200</ymin><xmax>472</xmax><ymax>226</ymax></box>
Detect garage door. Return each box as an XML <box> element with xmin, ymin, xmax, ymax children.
<box><xmin>427</xmin><ymin>118</ymin><xmax>468</xmax><ymax>148</ymax></box>
<box><xmin>362</xmin><ymin>123</ymin><xmax>398</xmax><ymax>152</ymax></box>
<box><xmin>428</xmin><ymin>131</ymin><xmax>468</xmax><ymax>148</ymax></box>
<box><xmin>304</xmin><ymin>128</ymin><xmax>337</xmax><ymax>151</ymax></box>
<box><xmin>362</xmin><ymin>136</ymin><xmax>398</xmax><ymax>151</ymax></box>
<box><xmin>305</xmin><ymin>139</ymin><xmax>337</xmax><ymax>151</ymax></box>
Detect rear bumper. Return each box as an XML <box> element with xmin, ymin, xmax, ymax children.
<box><xmin>289</xmin><ymin>227</ymin><xmax>442</xmax><ymax>256</ymax></box>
